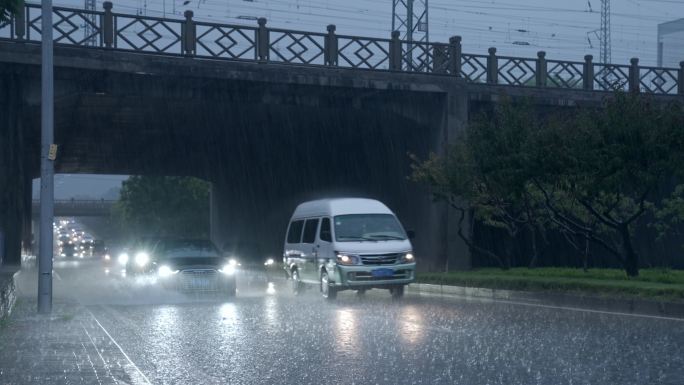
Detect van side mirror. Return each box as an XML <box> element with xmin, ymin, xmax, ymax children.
<box><xmin>406</xmin><ymin>230</ymin><xmax>415</xmax><ymax>240</ymax></box>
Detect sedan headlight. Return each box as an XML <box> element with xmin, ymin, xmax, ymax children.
<box><xmin>158</xmin><ymin>265</ymin><xmax>178</xmax><ymax>277</ymax></box>
<box><xmin>336</xmin><ymin>252</ymin><xmax>359</xmax><ymax>265</ymax></box>
<box><xmin>402</xmin><ymin>252</ymin><xmax>415</xmax><ymax>263</ymax></box>
<box><xmin>220</xmin><ymin>264</ymin><xmax>236</xmax><ymax>275</ymax></box>
<box><xmin>118</xmin><ymin>253</ymin><xmax>129</xmax><ymax>265</ymax></box>
<box><xmin>135</xmin><ymin>252</ymin><xmax>149</xmax><ymax>267</ymax></box>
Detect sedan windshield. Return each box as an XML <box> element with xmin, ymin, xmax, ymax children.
<box><xmin>333</xmin><ymin>214</ymin><xmax>406</xmax><ymax>242</ymax></box>
<box><xmin>160</xmin><ymin>240</ymin><xmax>221</xmax><ymax>258</ymax></box>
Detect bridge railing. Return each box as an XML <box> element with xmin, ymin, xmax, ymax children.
<box><xmin>2</xmin><ymin>2</ymin><xmax>683</xmax><ymax>96</ymax></box>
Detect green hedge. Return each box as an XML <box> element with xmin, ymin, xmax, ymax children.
<box><xmin>417</xmin><ymin>268</ymin><xmax>684</xmax><ymax>302</ymax></box>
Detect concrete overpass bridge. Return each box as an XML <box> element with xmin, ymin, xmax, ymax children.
<box><xmin>30</xmin><ymin>200</ymin><xmax>115</xmax><ymax>218</ymax></box>
<box><xmin>1</xmin><ymin>2</ymin><xmax>683</xmax><ymax>268</ymax></box>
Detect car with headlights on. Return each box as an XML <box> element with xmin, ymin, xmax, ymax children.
<box><xmin>60</xmin><ymin>243</ymin><xmax>79</xmax><ymax>259</ymax></box>
<box><xmin>120</xmin><ymin>238</ymin><xmax>163</xmax><ymax>275</ymax></box>
<box><xmin>155</xmin><ymin>239</ymin><xmax>237</xmax><ymax>296</ymax></box>
<box><xmin>283</xmin><ymin>198</ymin><xmax>416</xmax><ymax>300</ymax></box>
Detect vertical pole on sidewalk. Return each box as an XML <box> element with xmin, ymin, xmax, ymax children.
<box><xmin>38</xmin><ymin>0</ymin><xmax>54</xmax><ymax>314</ymax></box>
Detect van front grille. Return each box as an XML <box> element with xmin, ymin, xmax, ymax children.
<box><xmin>347</xmin><ymin>270</ymin><xmax>410</xmax><ymax>281</ymax></box>
<box><xmin>360</xmin><ymin>253</ymin><xmax>402</xmax><ymax>265</ymax></box>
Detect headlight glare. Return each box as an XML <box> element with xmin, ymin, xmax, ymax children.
<box><xmin>135</xmin><ymin>252</ymin><xmax>149</xmax><ymax>267</ymax></box>
<box><xmin>220</xmin><ymin>264</ymin><xmax>236</xmax><ymax>275</ymax></box>
<box><xmin>118</xmin><ymin>253</ymin><xmax>129</xmax><ymax>265</ymax></box>
<box><xmin>402</xmin><ymin>252</ymin><xmax>415</xmax><ymax>263</ymax></box>
<box><xmin>158</xmin><ymin>265</ymin><xmax>178</xmax><ymax>277</ymax></box>
<box><xmin>336</xmin><ymin>253</ymin><xmax>358</xmax><ymax>265</ymax></box>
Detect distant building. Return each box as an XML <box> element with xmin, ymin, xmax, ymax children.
<box><xmin>658</xmin><ymin>18</ymin><xmax>684</xmax><ymax>67</ymax></box>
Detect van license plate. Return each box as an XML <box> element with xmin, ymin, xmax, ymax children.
<box><xmin>371</xmin><ymin>268</ymin><xmax>394</xmax><ymax>278</ymax></box>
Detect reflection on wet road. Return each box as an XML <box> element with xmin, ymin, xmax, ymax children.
<box><xmin>8</xmin><ymin>260</ymin><xmax>684</xmax><ymax>385</ymax></box>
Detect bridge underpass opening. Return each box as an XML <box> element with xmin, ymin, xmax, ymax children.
<box><xmin>2</xmin><ymin>45</ymin><xmax>473</xmax><ymax>272</ymax></box>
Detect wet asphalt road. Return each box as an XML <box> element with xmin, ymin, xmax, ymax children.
<box><xmin>9</xmin><ymin>259</ymin><xmax>684</xmax><ymax>385</ymax></box>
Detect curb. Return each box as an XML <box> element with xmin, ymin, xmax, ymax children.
<box><xmin>0</xmin><ymin>267</ymin><xmax>19</xmax><ymax>321</ymax></box>
<box><xmin>407</xmin><ymin>282</ymin><xmax>684</xmax><ymax>319</ymax></box>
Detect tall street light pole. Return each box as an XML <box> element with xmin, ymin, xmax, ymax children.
<box><xmin>38</xmin><ymin>0</ymin><xmax>54</xmax><ymax>314</ymax></box>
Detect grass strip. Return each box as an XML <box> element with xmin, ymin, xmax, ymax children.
<box><xmin>417</xmin><ymin>268</ymin><xmax>684</xmax><ymax>302</ymax></box>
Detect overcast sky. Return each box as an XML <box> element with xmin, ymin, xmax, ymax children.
<box><xmin>38</xmin><ymin>0</ymin><xmax>684</xmax><ymax>199</ymax></box>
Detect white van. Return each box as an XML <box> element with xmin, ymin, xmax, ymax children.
<box><xmin>283</xmin><ymin>198</ymin><xmax>416</xmax><ymax>300</ymax></box>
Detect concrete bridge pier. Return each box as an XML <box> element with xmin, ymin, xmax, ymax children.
<box><xmin>0</xmin><ymin>71</ymin><xmax>33</xmax><ymax>266</ymax></box>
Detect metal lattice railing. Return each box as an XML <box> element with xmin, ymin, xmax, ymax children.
<box><xmin>2</xmin><ymin>2</ymin><xmax>683</xmax><ymax>96</ymax></box>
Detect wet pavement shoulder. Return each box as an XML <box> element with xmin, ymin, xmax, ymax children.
<box><xmin>0</xmin><ymin>298</ymin><xmax>150</xmax><ymax>385</ymax></box>
<box><xmin>0</xmin><ymin>265</ymin><xmax>19</xmax><ymax>321</ymax></box>
<box><xmin>408</xmin><ymin>282</ymin><xmax>684</xmax><ymax>319</ymax></box>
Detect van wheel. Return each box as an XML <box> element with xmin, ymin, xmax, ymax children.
<box><xmin>390</xmin><ymin>285</ymin><xmax>404</xmax><ymax>299</ymax></box>
<box><xmin>291</xmin><ymin>269</ymin><xmax>303</xmax><ymax>295</ymax></box>
<box><xmin>321</xmin><ymin>271</ymin><xmax>337</xmax><ymax>300</ymax></box>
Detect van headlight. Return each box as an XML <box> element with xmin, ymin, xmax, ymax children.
<box><xmin>118</xmin><ymin>253</ymin><xmax>129</xmax><ymax>265</ymax></box>
<box><xmin>135</xmin><ymin>252</ymin><xmax>149</xmax><ymax>267</ymax></box>
<box><xmin>402</xmin><ymin>252</ymin><xmax>415</xmax><ymax>263</ymax></box>
<box><xmin>158</xmin><ymin>265</ymin><xmax>178</xmax><ymax>277</ymax></box>
<box><xmin>336</xmin><ymin>252</ymin><xmax>359</xmax><ymax>265</ymax></box>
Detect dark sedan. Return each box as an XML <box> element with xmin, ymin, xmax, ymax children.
<box><xmin>154</xmin><ymin>239</ymin><xmax>237</xmax><ymax>296</ymax></box>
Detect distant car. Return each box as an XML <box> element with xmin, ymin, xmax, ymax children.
<box><xmin>155</xmin><ymin>239</ymin><xmax>237</xmax><ymax>296</ymax></box>
<box><xmin>92</xmin><ymin>240</ymin><xmax>111</xmax><ymax>263</ymax></box>
<box><xmin>221</xmin><ymin>241</ymin><xmax>264</xmax><ymax>265</ymax></box>
<box><xmin>57</xmin><ymin>235</ymin><xmax>70</xmax><ymax>247</ymax></box>
<box><xmin>60</xmin><ymin>243</ymin><xmax>79</xmax><ymax>259</ymax></box>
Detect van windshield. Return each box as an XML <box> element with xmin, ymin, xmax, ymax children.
<box><xmin>333</xmin><ymin>214</ymin><xmax>406</xmax><ymax>242</ymax></box>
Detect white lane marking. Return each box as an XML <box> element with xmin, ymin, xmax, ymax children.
<box><xmin>82</xmin><ymin>322</ymin><xmax>119</xmax><ymax>385</ymax></box>
<box><xmin>80</xmin><ymin>340</ymin><xmax>103</xmax><ymax>385</ymax></box>
<box><xmin>413</xmin><ymin>292</ymin><xmax>684</xmax><ymax>322</ymax></box>
<box><xmin>87</xmin><ymin>309</ymin><xmax>153</xmax><ymax>385</ymax></box>
<box><xmin>53</xmin><ymin>270</ymin><xmax>62</xmax><ymax>281</ymax></box>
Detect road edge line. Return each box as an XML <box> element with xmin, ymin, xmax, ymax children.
<box><xmin>86</xmin><ymin>308</ymin><xmax>154</xmax><ymax>385</ymax></box>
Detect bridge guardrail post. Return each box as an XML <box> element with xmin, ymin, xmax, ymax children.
<box><xmin>583</xmin><ymin>55</ymin><xmax>594</xmax><ymax>90</ymax></box>
<box><xmin>629</xmin><ymin>58</ymin><xmax>640</xmax><ymax>93</ymax></box>
<box><xmin>536</xmin><ymin>51</ymin><xmax>547</xmax><ymax>87</ymax></box>
<box><xmin>325</xmin><ymin>24</ymin><xmax>338</xmax><ymax>66</ymax></box>
<box><xmin>389</xmin><ymin>31</ymin><xmax>401</xmax><ymax>71</ymax></box>
<box><xmin>679</xmin><ymin>62</ymin><xmax>684</xmax><ymax>96</ymax></box>
<box><xmin>433</xmin><ymin>43</ymin><xmax>447</xmax><ymax>74</ymax></box>
<box><xmin>257</xmin><ymin>18</ymin><xmax>269</xmax><ymax>63</ymax></box>
<box><xmin>182</xmin><ymin>10</ymin><xmax>196</xmax><ymax>56</ymax></box>
<box><xmin>486</xmin><ymin>47</ymin><xmax>497</xmax><ymax>84</ymax></box>
<box><xmin>14</xmin><ymin>0</ymin><xmax>25</xmax><ymax>40</ymax></box>
<box><xmin>448</xmin><ymin>36</ymin><xmax>462</xmax><ymax>77</ymax></box>
<box><xmin>103</xmin><ymin>2</ymin><xmax>113</xmax><ymax>48</ymax></box>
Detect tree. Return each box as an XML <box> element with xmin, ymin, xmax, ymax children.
<box><xmin>113</xmin><ymin>176</ymin><xmax>211</xmax><ymax>239</ymax></box>
<box><xmin>412</xmin><ymin>93</ymin><xmax>684</xmax><ymax>276</ymax></box>
<box><xmin>411</xmin><ymin>100</ymin><xmax>551</xmax><ymax>270</ymax></box>
<box><xmin>533</xmin><ymin>93</ymin><xmax>683</xmax><ymax>276</ymax></box>
<box><xmin>0</xmin><ymin>0</ymin><xmax>21</xmax><ymax>23</ymax></box>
